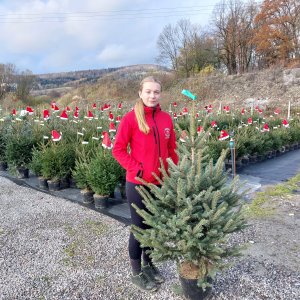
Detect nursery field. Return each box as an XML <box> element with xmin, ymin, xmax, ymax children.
<box><xmin>0</xmin><ymin>94</ymin><xmax>300</xmax><ymax>299</ymax></box>
<box><xmin>0</xmin><ymin>97</ymin><xmax>300</xmax><ymax>201</ymax></box>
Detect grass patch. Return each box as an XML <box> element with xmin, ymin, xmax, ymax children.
<box><xmin>62</xmin><ymin>219</ymin><xmax>109</xmax><ymax>267</ymax></box>
<box><xmin>85</xmin><ymin>220</ymin><xmax>109</xmax><ymax>236</ymax></box>
<box><xmin>64</xmin><ymin>240</ymin><xmax>80</xmax><ymax>258</ymax></box>
<box><xmin>246</xmin><ymin>173</ymin><xmax>300</xmax><ymax>218</ymax></box>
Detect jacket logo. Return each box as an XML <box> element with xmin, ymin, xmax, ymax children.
<box><xmin>164</xmin><ymin>128</ymin><xmax>170</xmax><ymax>139</ymax></box>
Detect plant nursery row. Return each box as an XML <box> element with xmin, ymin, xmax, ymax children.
<box><xmin>0</xmin><ymin>101</ymin><xmax>300</xmax><ymax>205</ymax></box>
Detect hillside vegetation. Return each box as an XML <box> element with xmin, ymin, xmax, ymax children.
<box><xmin>53</xmin><ymin>65</ymin><xmax>300</xmax><ymax>110</ymax></box>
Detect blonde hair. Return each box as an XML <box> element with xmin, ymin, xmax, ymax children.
<box><xmin>134</xmin><ymin>76</ymin><xmax>162</xmax><ymax>134</ymax></box>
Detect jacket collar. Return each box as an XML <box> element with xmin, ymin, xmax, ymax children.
<box><xmin>144</xmin><ymin>104</ymin><xmax>161</xmax><ymax>115</ymax></box>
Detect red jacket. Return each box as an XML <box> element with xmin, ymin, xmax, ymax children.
<box><xmin>112</xmin><ymin>105</ymin><xmax>178</xmax><ymax>184</ymax></box>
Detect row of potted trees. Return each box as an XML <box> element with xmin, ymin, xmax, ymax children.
<box><xmin>1</xmin><ymin>110</ymin><xmax>300</xmax><ymax>181</ymax></box>
<box><xmin>0</xmin><ymin>118</ymin><xmax>125</xmax><ymax>209</ymax></box>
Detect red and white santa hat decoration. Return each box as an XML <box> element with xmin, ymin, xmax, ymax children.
<box><xmin>211</xmin><ymin>120</ymin><xmax>217</xmax><ymax>128</ymax></box>
<box><xmin>60</xmin><ymin>110</ymin><xmax>68</xmax><ymax>120</ymax></box>
<box><xmin>262</xmin><ymin>123</ymin><xmax>269</xmax><ymax>132</ymax></box>
<box><xmin>87</xmin><ymin>111</ymin><xmax>93</xmax><ymax>119</ymax></box>
<box><xmin>109</xmin><ymin>122</ymin><xmax>116</xmax><ymax>132</ymax></box>
<box><xmin>43</xmin><ymin>109</ymin><xmax>50</xmax><ymax>120</ymax></box>
<box><xmin>102</xmin><ymin>131</ymin><xmax>113</xmax><ymax>149</ymax></box>
<box><xmin>51</xmin><ymin>130</ymin><xmax>62</xmax><ymax>142</ymax></box>
<box><xmin>197</xmin><ymin>126</ymin><xmax>204</xmax><ymax>136</ymax></box>
<box><xmin>109</xmin><ymin>111</ymin><xmax>114</xmax><ymax>121</ymax></box>
<box><xmin>282</xmin><ymin>119</ymin><xmax>289</xmax><ymax>128</ymax></box>
<box><xmin>73</xmin><ymin>110</ymin><xmax>79</xmax><ymax>119</ymax></box>
<box><xmin>274</xmin><ymin>108</ymin><xmax>280</xmax><ymax>115</ymax></box>
<box><xmin>223</xmin><ymin>105</ymin><xmax>230</xmax><ymax>113</ymax></box>
<box><xmin>26</xmin><ymin>106</ymin><xmax>34</xmax><ymax>115</ymax></box>
<box><xmin>218</xmin><ymin>130</ymin><xmax>229</xmax><ymax>140</ymax></box>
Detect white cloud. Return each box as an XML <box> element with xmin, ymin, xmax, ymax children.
<box><xmin>0</xmin><ymin>0</ymin><xmax>220</xmax><ymax>73</ymax></box>
<box><xmin>97</xmin><ymin>44</ymin><xmax>126</xmax><ymax>63</ymax></box>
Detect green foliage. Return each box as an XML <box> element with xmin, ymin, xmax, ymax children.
<box><xmin>0</xmin><ymin>122</ymin><xmax>10</xmax><ymax>162</ymax></box>
<box><xmin>131</xmin><ymin>101</ymin><xmax>247</xmax><ymax>288</ymax></box>
<box><xmin>39</xmin><ymin>142</ymin><xmax>76</xmax><ymax>180</ymax></box>
<box><xmin>5</xmin><ymin>121</ymin><xmax>38</xmax><ymax>168</ymax></box>
<box><xmin>87</xmin><ymin>150</ymin><xmax>123</xmax><ymax>196</ymax></box>
<box><xmin>29</xmin><ymin>145</ymin><xmax>44</xmax><ymax>176</ymax></box>
<box><xmin>72</xmin><ymin>144</ymin><xmax>98</xmax><ymax>190</ymax></box>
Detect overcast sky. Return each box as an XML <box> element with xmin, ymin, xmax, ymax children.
<box><xmin>0</xmin><ymin>0</ymin><xmax>222</xmax><ymax>74</ymax></box>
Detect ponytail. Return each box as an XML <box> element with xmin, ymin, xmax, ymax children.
<box><xmin>134</xmin><ymin>99</ymin><xmax>150</xmax><ymax>134</ymax></box>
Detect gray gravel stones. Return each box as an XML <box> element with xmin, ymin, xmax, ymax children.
<box><xmin>0</xmin><ymin>176</ymin><xmax>299</xmax><ymax>299</ymax></box>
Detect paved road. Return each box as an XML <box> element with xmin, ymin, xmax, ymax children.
<box><xmin>238</xmin><ymin>148</ymin><xmax>300</xmax><ymax>197</ymax></box>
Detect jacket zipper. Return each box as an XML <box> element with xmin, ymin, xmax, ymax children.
<box><xmin>152</xmin><ymin>110</ymin><xmax>161</xmax><ymax>157</ymax></box>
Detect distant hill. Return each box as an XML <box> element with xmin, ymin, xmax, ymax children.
<box><xmin>33</xmin><ymin>64</ymin><xmax>170</xmax><ymax>92</ymax></box>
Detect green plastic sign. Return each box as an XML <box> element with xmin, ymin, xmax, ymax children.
<box><xmin>181</xmin><ymin>89</ymin><xmax>197</xmax><ymax>100</ymax></box>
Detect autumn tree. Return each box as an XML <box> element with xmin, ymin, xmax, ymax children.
<box><xmin>252</xmin><ymin>0</ymin><xmax>300</xmax><ymax>68</ymax></box>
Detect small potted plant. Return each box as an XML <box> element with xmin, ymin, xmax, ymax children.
<box><xmin>29</xmin><ymin>144</ymin><xmax>48</xmax><ymax>189</ymax></box>
<box><xmin>0</xmin><ymin>124</ymin><xmax>9</xmax><ymax>171</ymax></box>
<box><xmin>40</xmin><ymin>142</ymin><xmax>76</xmax><ymax>191</ymax></box>
<box><xmin>72</xmin><ymin>145</ymin><xmax>98</xmax><ymax>204</ymax></box>
<box><xmin>87</xmin><ymin>150</ymin><xmax>123</xmax><ymax>209</ymax></box>
<box><xmin>5</xmin><ymin>134</ymin><xmax>36</xmax><ymax>178</ymax></box>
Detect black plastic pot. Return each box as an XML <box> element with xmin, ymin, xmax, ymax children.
<box><xmin>249</xmin><ymin>155</ymin><xmax>257</xmax><ymax>164</ymax></box>
<box><xmin>47</xmin><ymin>179</ymin><xmax>60</xmax><ymax>191</ymax></box>
<box><xmin>0</xmin><ymin>161</ymin><xmax>7</xmax><ymax>171</ymax></box>
<box><xmin>69</xmin><ymin>178</ymin><xmax>77</xmax><ymax>188</ymax></box>
<box><xmin>179</xmin><ymin>275</ymin><xmax>212</xmax><ymax>300</ymax></box>
<box><xmin>59</xmin><ymin>177</ymin><xmax>70</xmax><ymax>189</ymax></box>
<box><xmin>94</xmin><ymin>194</ymin><xmax>108</xmax><ymax>209</ymax></box>
<box><xmin>80</xmin><ymin>189</ymin><xmax>94</xmax><ymax>204</ymax></box>
<box><xmin>17</xmin><ymin>167</ymin><xmax>29</xmax><ymax>179</ymax></box>
<box><xmin>38</xmin><ymin>176</ymin><xmax>48</xmax><ymax>189</ymax></box>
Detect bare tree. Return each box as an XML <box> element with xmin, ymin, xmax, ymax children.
<box><xmin>0</xmin><ymin>63</ymin><xmax>16</xmax><ymax>100</ymax></box>
<box><xmin>212</xmin><ymin>0</ymin><xmax>257</xmax><ymax>74</ymax></box>
<box><xmin>156</xmin><ymin>24</ymin><xmax>180</xmax><ymax>71</ymax></box>
<box><xmin>176</xmin><ymin>19</ymin><xmax>195</xmax><ymax>77</ymax></box>
<box><xmin>15</xmin><ymin>70</ymin><xmax>36</xmax><ymax>102</ymax></box>
<box><xmin>157</xmin><ymin>19</ymin><xmax>204</xmax><ymax>77</ymax></box>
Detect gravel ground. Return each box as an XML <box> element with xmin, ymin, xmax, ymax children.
<box><xmin>0</xmin><ymin>176</ymin><xmax>299</xmax><ymax>300</ymax></box>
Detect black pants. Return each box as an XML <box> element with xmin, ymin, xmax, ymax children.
<box><xmin>126</xmin><ymin>181</ymin><xmax>151</xmax><ymax>262</ymax></box>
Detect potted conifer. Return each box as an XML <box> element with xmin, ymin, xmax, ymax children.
<box><xmin>40</xmin><ymin>141</ymin><xmax>75</xmax><ymax>191</ymax></box>
<box><xmin>131</xmin><ymin>92</ymin><xmax>247</xmax><ymax>299</ymax></box>
<box><xmin>72</xmin><ymin>145</ymin><xmax>98</xmax><ymax>204</ymax></box>
<box><xmin>0</xmin><ymin>124</ymin><xmax>9</xmax><ymax>171</ymax></box>
<box><xmin>29</xmin><ymin>144</ymin><xmax>48</xmax><ymax>189</ymax></box>
<box><xmin>87</xmin><ymin>150</ymin><xmax>123</xmax><ymax>209</ymax></box>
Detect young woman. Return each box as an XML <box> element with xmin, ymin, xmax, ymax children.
<box><xmin>112</xmin><ymin>76</ymin><xmax>178</xmax><ymax>291</ymax></box>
